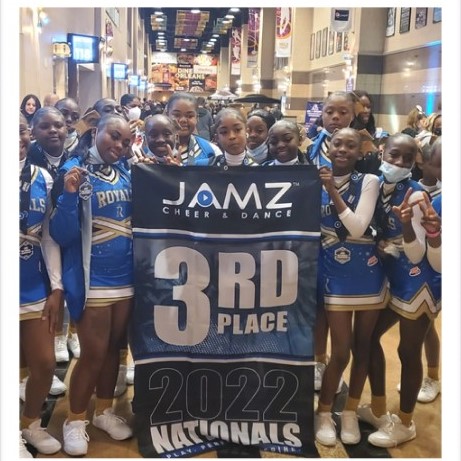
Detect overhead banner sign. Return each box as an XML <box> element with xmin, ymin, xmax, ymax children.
<box><xmin>275</xmin><ymin>7</ymin><xmax>292</xmax><ymax>57</ymax></box>
<box><xmin>330</xmin><ymin>8</ymin><xmax>353</xmax><ymax>32</ymax></box>
<box><xmin>247</xmin><ymin>8</ymin><xmax>260</xmax><ymax>68</ymax></box>
<box><xmin>231</xmin><ymin>27</ymin><xmax>242</xmax><ymax>75</ymax></box>
<box><xmin>130</xmin><ymin>165</ymin><xmax>321</xmax><ymax>458</ymax></box>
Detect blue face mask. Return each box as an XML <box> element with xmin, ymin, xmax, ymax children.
<box><xmin>379</xmin><ymin>161</ymin><xmax>413</xmax><ymax>183</ymax></box>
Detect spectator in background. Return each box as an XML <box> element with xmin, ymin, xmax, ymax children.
<box><xmin>43</xmin><ymin>93</ymin><xmax>60</xmax><ymax>107</ymax></box>
<box><xmin>271</xmin><ymin>103</ymin><xmax>283</xmax><ymax>121</ymax></box>
<box><xmin>196</xmin><ymin>96</ymin><xmax>214</xmax><ymax>140</ymax></box>
<box><xmin>401</xmin><ymin>106</ymin><xmax>426</xmax><ymax>138</ymax></box>
<box><xmin>21</xmin><ymin>94</ymin><xmax>41</xmax><ymax>127</ymax></box>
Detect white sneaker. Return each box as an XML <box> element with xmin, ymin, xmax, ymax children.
<box><xmin>20</xmin><ymin>377</ymin><xmax>27</xmax><ymax>402</ymax></box>
<box><xmin>357</xmin><ymin>404</ymin><xmax>389</xmax><ymax>429</ymax></box>
<box><xmin>417</xmin><ymin>377</ymin><xmax>441</xmax><ymax>403</ymax></box>
<box><xmin>314</xmin><ymin>363</ymin><xmax>326</xmax><ymax>391</ymax></box>
<box><xmin>368</xmin><ymin>413</ymin><xmax>416</xmax><ymax>447</ymax></box>
<box><xmin>336</xmin><ymin>375</ymin><xmax>345</xmax><ymax>394</ymax></box>
<box><xmin>92</xmin><ymin>408</ymin><xmax>133</xmax><ymax>440</ymax></box>
<box><xmin>63</xmin><ymin>419</ymin><xmax>90</xmax><ymax>456</ymax></box>
<box><xmin>19</xmin><ymin>432</ymin><xmax>33</xmax><ymax>458</ymax></box>
<box><xmin>114</xmin><ymin>365</ymin><xmax>128</xmax><ymax>397</ymax></box>
<box><xmin>67</xmin><ymin>332</ymin><xmax>81</xmax><ymax>358</ymax></box>
<box><xmin>21</xmin><ymin>420</ymin><xmax>61</xmax><ymax>455</ymax></box>
<box><xmin>49</xmin><ymin>375</ymin><xmax>67</xmax><ymax>396</ymax></box>
<box><xmin>126</xmin><ymin>363</ymin><xmax>134</xmax><ymax>385</ymax></box>
<box><xmin>55</xmin><ymin>334</ymin><xmax>69</xmax><ymax>362</ymax></box>
<box><xmin>340</xmin><ymin>410</ymin><xmax>361</xmax><ymax>444</ymax></box>
<box><xmin>314</xmin><ymin>411</ymin><xmax>337</xmax><ymax>446</ymax></box>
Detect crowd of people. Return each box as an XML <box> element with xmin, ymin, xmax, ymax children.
<box><xmin>19</xmin><ymin>89</ymin><xmax>442</xmax><ymax>457</ymax></box>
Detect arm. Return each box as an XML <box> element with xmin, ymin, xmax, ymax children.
<box><xmin>419</xmin><ymin>194</ymin><xmax>442</xmax><ymax>272</ymax></box>
<box><xmin>320</xmin><ymin>169</ymin><xmax>378</xmax><ymax>238</ymax></box>
<box><xmin>392</xmin><ymin>188</ymin><xmax>427</xmax><ymax>264</ymax></box>
<box><xmin>40</xmin><ymin>172</ymin><xmax>64</xmax><ymax>332</ymax></box>
<box><xmin>338</xmin><ymin>175</ymin><xmax>379</xmax><ymax>238</ymax></box>
<box><xmin>49</xmin><ymin>167</ymin><xmax>85</xmax><ymax>247</ymax></box>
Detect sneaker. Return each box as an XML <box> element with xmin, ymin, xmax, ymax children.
<box><xmin>357</xmin><ymin>404</ymin><xmax>389</xmax><ymax>429</ymax></box>
<box><xmin>340</xmin><ymin>410</ymin><xmax>361</xmax><ymax>444</ymax></box>
<box><xmin>368</xmin><ymin>413</ymin><xmax>416</xmax><ymax>448</ymax></box>
<box><xmin>21</xmin><ymin>420</ymin><xmax>61</xmax><ymax>455</ymax></box>
<box><xmin>49</xmin><ymin>375</ymin><xmax>67</xmax><ymax>396</ymax></box>
<box><xmin>126</xmin><ymin>363</ymin><xmax>134</xmax><ymax>385</ymax></box>
<box><xmin>314</xmin><ymin>412</ymin><xmax>337</xmax><ymax>446</ymax></box>
<box><xmin>55</xmin><ymin>334</ymin><xmax>70</xmax><ymax>362</ymax></box>
<box><xmin>19</xmin><ymin>432</ymin><xmax>33</xmax><ymax>458</ymax></box>
<box><xmin>20</xmin><ymin>377</ymin><xmax>27</xmax><ymax>402</ymax></box>
<box><xmin>396</xmin><ymin>382</ymin><xmax>401</xmax><ymax>392</ymax></box>
<box><xmin>417</xmin><ymin>377</ymin><xmax>441</xmax><ymax>403</ymax></box>
<box><xmin>63</xmin><ymin>419</ymin><xmax>90</xmax><ymax>456</ymax></box>
<box><xmin>114</xmin><ymin>365</ymin><xmax>128</xmax><ymax>397</ymax></box>
<box><xmin>67</xmin><ymin>332</ymin><xmax>81</xmax><ymax>359</ymax></box>
<box><xmin>92</xmin><ymin>408</ymin><xmax>133</xmax><ymax>440</ymax></box>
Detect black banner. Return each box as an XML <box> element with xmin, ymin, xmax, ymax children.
<box><xmin>130</xmin><ymin>165</ymin><xmax>321</xmax><ymax>457</ymax></box>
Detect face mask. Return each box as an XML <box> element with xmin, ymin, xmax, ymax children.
<box><xmin>433</xmin><ymin>127</ymin><xmax>441</xmax><ymax>136</ymax></box>
<box><xmin>379</xmin><ymin>161</ymin><xmax>413</xmax><ymax>183</ymax></box>
<box><xmin>127</xmin><ymin>106</ymin><xmax>141</xmax><ymax>121</ymax></box>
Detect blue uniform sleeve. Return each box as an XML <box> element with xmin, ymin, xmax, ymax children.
<box><xmin>50</xmin><ymin>191</ymin><xmax>81</xmax><ymax>247</ymax></box>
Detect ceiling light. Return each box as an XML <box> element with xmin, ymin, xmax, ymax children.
<box><xmin>191</xmin><ymin>9</ymin><xmax>200</xmax><ymax>14</ymax></box>
<box><xmin>154</xmin><ymin>10</ymin><xmax>163</xmax><ymax>15</ymax></box>
<box><xmin>225</xmin><ymin>14</ymin><xmax>234</xmax><ymax>19</ymax></box>
<box><xmin>155</xmin><ymin>17</ymin><xmax>164</xmax><ymax>22</ymax></box>
<box><xmin>230</xmin><ymin>8</ymin><xmax>240</xmax><ymax>12</ymax></box>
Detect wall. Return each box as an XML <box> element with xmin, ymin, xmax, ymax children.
<box><xmin>19</xmin><ymin>7</ymin><xmax>149</xmax><ymax>112</ymax></box>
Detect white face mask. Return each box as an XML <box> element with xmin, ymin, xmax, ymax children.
<box><xmin>379</xmin><ymin>161</ymin><xmax>413</xmax><ymax>183</ymax></box>
<box><xmin>127</xmin><ymin>106</ymin><xmax>141</xmax><ymax>121</ymax></box>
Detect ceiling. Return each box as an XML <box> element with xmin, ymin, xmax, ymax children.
<box><xmin>139</xmin><ymin>7</ymin><xmax>249</xmax><ymax>56</ymax></box>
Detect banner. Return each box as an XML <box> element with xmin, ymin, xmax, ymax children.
<box><xmin>330</xmin><ymin>8</ymin><xmax>353</xmax><ymax>32</ymax></box>
<box><xmin>305</xmin><ymin>101</ymin><xmax>323</xmax><ymax>132</ymax></box>
<box><xmin>231</xmin><ymin>27</ymin><xmax>242</xmax><ymax>75</ymax></box>
<box><xmin>275</xmin><ymin>7</ymin><xmax>292</xmax><ymax>57</ymax></box>
<box><xmin>130</xmin><ymin>165</ymin><xmax>321</xmax><ymax>458</ymax></box>
<box><xmin>247</xmin><ymin>8</ymin><xmax>260</xmax><ymax>68</ymax></box>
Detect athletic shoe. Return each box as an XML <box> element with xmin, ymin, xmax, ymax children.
<box><xmin>357</xmin><ymin>404</ymin><xmax>389</xmax><ymax>429</ymax></box>
<box><xmin>340</xmin><ymin>410</ymin><xmax>361</xmax><ymax>444</ymax></box>
<box><xmin>55</xmin><ymin>334</ymin><xmax>69</xmax><ymax>362</ymax></box>
<box><xmin>21</xmin><ymin>420</ymin><xmax>61</xmax><ymax>455</ymax></box>
<box><xmin>67</xmin><ymin>332</ymin><xmax>81</xmax><ymax>359</ymax></box>
<box><xmin>314</xmin><ymin>362</ymin><xmax>326</xmax><ymax>391</ymax></box>
<box><xmin>368</xmin><ymin>413</ymin><xmax>416</xmax><ymax>447</ymax></box>
<box><xmin>20</xmin><ymin>377</ymin><xmax>27</xmax><ymax>402</ymax></box>
<box><xmin>49</xmin><ymin>375</ymin><xmax>67</xmax><ymax>396</ymax></box>
<box><xmin>126</xmin><ymin>363</ymin><xmax>134</xmax><ymax>385</ymax></box>
<box><xmin>396</xmin><ymin>382</ymin><xmax>401</xmax><ymax>392</ymax></box>
<box><xmin>92</xmin><ymin>408</ymin><xmax>133</xmax><ymax>440</ymax></box>
<box><xmin>417</xmin><ymin>377</ymin><xmax>441</xmax><ymax>403</ymax></box>
<box><xmin>314</xmin><ymin>412</ymin><xmax>337</xmax><ymax>446</ymax></box>
<box><xmin>336</xmin><ymin>375</ymin><xmax>345</xmax><ymax>394</ymax></box>
<box><xmin>19</xmin><ymin>432</ymin><xmax>33</xmax><ymax>458</ymax></box>
<box><xmin>114</xmin><ymin>365</ymin><xmax>128</xmax><ymax>397</ymax></box>
<box><xmin>62</xmin><ymin>419</ymin><xmax>90</xmax><ymax>456</ymax></box>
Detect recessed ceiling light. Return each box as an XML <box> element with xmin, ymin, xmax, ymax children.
<box><xmin>225</xmin><ymin>14</ymin><xmax>234</xmax><ymax>19</ymax></box>
<box><xmin>191</xmin><ymin>9</ymin><xmax>200</xmax><ymax>14</ymax></box>
<box><xmin>230</xmin><ymin>8</ymin><xmax>240</xmax><ymax>12</ymax></box>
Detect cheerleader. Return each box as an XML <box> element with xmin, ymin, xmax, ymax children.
<box><xmin>359</xmin><ymin>133</ymin><xmax>441</xmax><ymax>448</ymax></box>
<box><xmin>313</xmin><ymin>128</ymin><xmax>388</xmax><ymax>446</ymax></box>
<box><xmin>50</xmin><ymin>114</ymin><xmax>134</xmax><ymax>456</ymax></box>
<box><xmin>246</xmin><ymin>109</ymin><xmax>276</xmax><ymax>164</ymax></box>
<box><xmin>164</xmin><ymin>92</ymin><xmax>221</xmax><ymax>165</ymax></box>
<box><xmin>211</xmin><ymin>108</ymin><xmax>258</xmax><ymax>167</ymax></box>
<box><xmin>19</xmin><ymin>113</ymin><xmax>63</xmax><ymax>456</ymax></box>
<box><xmin>264</xmin><ymin>119</ymin><xmax>308</xmax><ymax>165</ymax></box>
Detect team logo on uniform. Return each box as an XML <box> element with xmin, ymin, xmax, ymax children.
<box><xmin>20</xmin><ymin>241</ymin><xmax>34</xmax><ymax>260</ymax></box>
<box><xmin>79</xmin><ymin>181</ymin><xmax>93</xmax><ymax>200</ymax></box>
<box><xmin>334</xmin><ymin>246</ymin><xmax>351</xmax><ymax>264</ymax></box>
<box><xmin>367</xmin><ymin>255</ymin><xmax>378</xmax><ymax>266</ymax></box>
<box><xmin>409</xmin><ymin>266</ymin><xmax>421</xmax><ymax>277</ymax></box>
